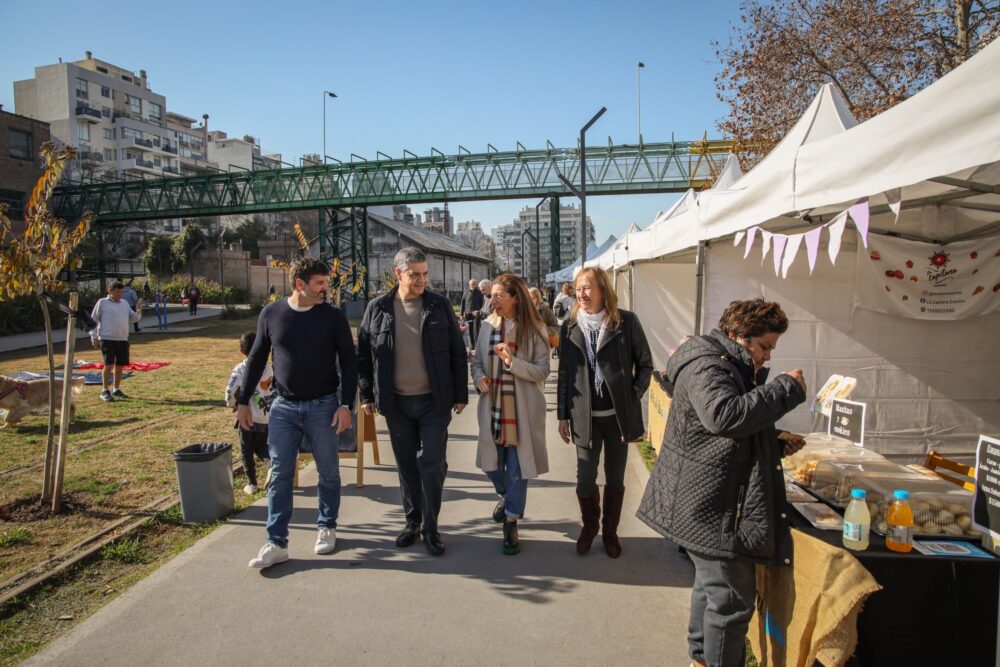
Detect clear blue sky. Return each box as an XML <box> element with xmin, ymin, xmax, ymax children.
<box><xmin>1</xmin><ymin>0</ymin><xmax>742</xmax><ymax>243</ymax></box>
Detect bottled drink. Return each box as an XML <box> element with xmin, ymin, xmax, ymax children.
<box><xmin>886</xmin><ymin>489</ymin><xmax>914</xmax><ymax>553</ymax></box>
<box><xmin>842</xmin><ymin>488</ymin><xmax>871</xmax><ymax>551</ymax></box>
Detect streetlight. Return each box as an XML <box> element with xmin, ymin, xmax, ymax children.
<box><xmin>534</xmin><ymin>195</ymin><xmax>552</xmax><ymax>287</ymax></box>
<box><xmin>636</xmin><ymin>62</ymin><xmax>645</xmax><ymax>144</ymax></box>
<box><xmin>322</xmin><ymin>91</ymin><xmax>337</xmax><ymax>163</ymax></box>
<box><xmin>557</xmin><ymin>106</ymin><xmax>606</xmax><ymax>267</ymax></box>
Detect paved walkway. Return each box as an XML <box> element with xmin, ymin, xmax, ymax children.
<box><xmin>26</xmin><ymin>382</ymin><xmax>695</xmax><ymax>665</ymax></box>
<box><xmin>0</xmin><ymin>305</ymin><xmax>227</xmax><ymax>354</ymax></box>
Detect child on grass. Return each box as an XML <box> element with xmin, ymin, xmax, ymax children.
<box><xmin>225</xmin><ymin>331</ymin><xmax>273</xmax><ymax>495</ymax></box>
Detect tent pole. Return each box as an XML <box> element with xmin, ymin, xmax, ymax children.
<box><xmin>693</xmin><ymin>241</ymin><xmax>706</xmax><ymax>336</ymax></box>
<box><xmin>628</xmin><ymin>264</ymin><xmax>635</xmax><ymax>311</ymax></box>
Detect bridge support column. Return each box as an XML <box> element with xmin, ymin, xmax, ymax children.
<box><xmin>549</xmin><ymin>197</ymin><xmax>560</xmax><ymax>283</ymax></box>
<box><xmin>317</xmin><ymin>206</ymin><xmax>368</xmax><ymax>302</ymax></box>
<box><xmin>97</xmin><ymin>229</ymin><xmax>107</xmax><ymax>294</ymax></box>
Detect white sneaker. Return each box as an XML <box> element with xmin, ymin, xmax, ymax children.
<box><xmin>314</xmin><ymin>527</ymin><xmax>337</xmax><ymax>554</ymax></box>
<box><xmin>243</xmin><ymin>483</ymin><xmax>258</xmax><ymax>495</ymax></box>
<box><xmin>248</xmin><ymin>542</ymin><xmax>288</xmax><ymax>569</ymax></box>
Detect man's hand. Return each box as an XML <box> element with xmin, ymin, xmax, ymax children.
<box><xmin>453</xmin><ymin>404</ymin><xmax>466</xmax><ymax>415</ymax></box>
<box><xmin>237</xmin><ymin>404</ymin><xmax>253</xmax><ymax>430</ymax></box>
<box><xmin>362</xmin><ymin>402</ymin><xmax>375</xmax><ymax>416</ymax></box>
<box><xmin>778</xmin><ymin>431</ymin><xmax>807</xmax><ymax>457</ymax></box>
<box><xmin>476</xmin><ymin>377</ymin><xmax>491</xmax><ymax>394</ymax></box>
<box><xmin>784</xmin><ymin>369</ymin><xmax>807</xmax><ymax>394</ymax></box>
<box><xmin>558</xmin><ymin>420</ymin><xmax>572</xmax><ymax>444</ymax></box>
<box><xmin>331</xmin><ymin>406</ymin><xmax>352</xmax><ymax>434</ymax></box>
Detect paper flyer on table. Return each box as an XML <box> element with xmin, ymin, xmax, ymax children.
<box><xmin>912</xmin><ymin>540</ymin><xmax>995</xmax><ymax>559</ymax></box>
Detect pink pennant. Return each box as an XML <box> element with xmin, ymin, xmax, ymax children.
<box><xmin>772</xmin><ymin>235</ymin><xmax>788</xmax><ymax>276</ymax></box>
<box><xmin>781</xmin><ymin>234</ymin><xmax>803</xmax><ymax>278</ymax></box>
<box><xmin>804</xmin><ymin>227</ymin><xmax>823</xmax><ymax>274</ymax></box>
<box><xmin>885</xmin><ymin>188</ymin><xmax>901</xmax><ymax>223</ymax></box>
<box><xmin>760</xmin><ymin>230</ymin><xmax>773</xmax><ymax>265</ymax></box>
<box><xmin>743</xmin><ymin>227</ymin><xmax>758</xmax><ymax>259</ymax></box>
<box><xmin>848</xmin><ymin>199</ymin><xmax>870</xmax><ymax>248</ymax></box>
<box><xmin>734</xmin><ymin>231</ymin><xmax>746</xmax><ymax>247</ymax></box>
<box><xmin>827</xmin><ymin>213</ymin><xmax>847</xmax><ymax>266</ymax></box>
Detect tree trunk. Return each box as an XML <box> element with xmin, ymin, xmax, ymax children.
<box><xmin>955</xmin><ymin>0</ymin><xmax>972</xmax><ymax>61</ymax></box>
<box><xmin>51</xmin><ymin>292</ymin><xmax>79</xmax><ymax>514</ymax></box>
<box><xmin>38</xmin><ymin>292</ymin><xmax>57</xmax><ymax>505</ymax></box>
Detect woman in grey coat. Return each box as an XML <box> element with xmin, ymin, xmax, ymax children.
<box><xmin>636</xmin><ymin>298</ymin><xmax>807</xmax><ymax>667</ymax></box>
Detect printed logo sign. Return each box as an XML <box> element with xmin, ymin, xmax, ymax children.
<box><xmin>828</xmin><ymin>398</ymin><xmax>866</xmax><ymax>447</ymax></box>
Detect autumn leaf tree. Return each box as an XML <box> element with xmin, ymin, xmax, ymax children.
<box><xmin>0</xmin><ymin>142</ymin><xmax>94</xmax><ymax>505</ymax></box>
<box><xmin>715</xmin><ymin>0</ymin><xmax>1000</xmax><ymax>167</ymax></box>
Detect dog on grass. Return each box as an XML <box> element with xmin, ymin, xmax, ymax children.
<box><xmin>0</xmin><ymin>375</ymin><xmax>84</xmax><ymax>428</ymax></box>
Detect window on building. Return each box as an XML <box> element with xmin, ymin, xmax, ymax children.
<box><xmin>78</xmin><ymin>124</ymin><xmax>90</xmax><ymax>143</ymax></box>
<box><xmin>104</xmin><ymin>148</ymin><xmax>113</xmax><ymax>161</ymax></box>
<box><xmin>103</xmin><ymin>128</ymin><xmax>113</xmax><ymax>140</ymax></box>
<box><xmin>153</xmin><ymin>158</ymin><xmax>161</xmax><ymax>167</ymax></box>
<box><xmin>0</xmin><ymin>189</ymin><xmax>26</xmax><ymax>219</ymax></box>
<box><xmin>121</xmin><ymin>127</ymin><xmax>140</xmax><ymax>140</ymax></box>
<box><xmin>101</xmin><ymin>106</ymin><xmax>111</xmax><ymax>117</ymax></box>
<box><xmin>75</xmin><ymin>77</ymin><xmax>88</xmax><ymax>98</ymax></box>
<box><xmin>100</xmin><ymin>86</ymin><xmax>110</xmax><ymax>98</ymax></box>
<box><xmin>7</xmin><ymin>129</ymin><xmax>32</xmax><ymax>159</ymax></box>
<box><xmin>121</xmin><ymin>74</ymin><xmax>132</xmax><ymax>83</ymax></box>
<box><xmin>148</xmin><ymin>102</ymin><xmax>162</xmax><ymax>120</ymax></box>
<box><xmin>130</xmin><ymin>96</ymin><xmax>141</xmax><ymax>114</ymax></box>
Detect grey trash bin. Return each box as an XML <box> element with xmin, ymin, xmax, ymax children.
<box><xmin>173</xmin><ymin>442</ymin><xmax>234</xmax><ymax>523</ymax></box>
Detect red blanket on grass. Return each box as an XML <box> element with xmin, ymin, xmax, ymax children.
<box><xmin>76</xmin><ymin>361</ymin><xmax>171</xmax><ymax>372</ymax></box>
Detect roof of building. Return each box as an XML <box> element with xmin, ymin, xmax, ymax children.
<box><xmin>369</xmin><ymin>212</ymin><xmax>489</xmax><ymax>263</ymax></box>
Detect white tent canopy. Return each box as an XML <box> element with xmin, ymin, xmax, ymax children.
<box><xmin>545</xmin><ymin>235</ymin><xmax>617</xmax><ymax>284</ymax></box>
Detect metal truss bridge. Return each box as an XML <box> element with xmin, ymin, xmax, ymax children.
<box><xmin>53</xmin><ymin>137</ymin><xmax>731</xmax><ymax>299</ymax></box>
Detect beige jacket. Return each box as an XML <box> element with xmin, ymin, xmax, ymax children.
<box><xmin>470</xmin><ymin>314</ymin><xmax>551</xmax><ymax>479</ymax></box>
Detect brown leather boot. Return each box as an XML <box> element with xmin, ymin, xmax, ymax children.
<box><xmin>576</xmin><ymin>492</ymin><xmax>601</xmax><ymax>555</ymax></box>
<box><xmin>601</xmin><ymin>487</ymin><xmax>625</xmax><ymax>558</ymax></box>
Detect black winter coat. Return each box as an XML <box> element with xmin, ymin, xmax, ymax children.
<box><xmin>557</xmin><ymin>310</ymin><xmax>654</xmax><ymax>447</ymax></box>
<box><xmin>357</xmin><ymin>287</ymin><xmax>469</xmax><ymax>417</ymax></box>
<box><xmin>460</xmin><ymin>288</ymin><xmax>484</xmax><ymax>320</ymax></box>
<box><xmin>636</xmin><ymin>331</ymin><xmax>805</xmax><ymax>564</ymax></box>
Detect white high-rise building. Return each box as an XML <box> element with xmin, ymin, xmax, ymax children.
<box><xmin>500</xmin><ymin>202</ymin><xmax>595</xmax><ymax>279</ymax></box>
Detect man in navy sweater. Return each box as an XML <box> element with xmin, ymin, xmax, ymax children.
<box><xmin>238</xmin><ymin>257</ymin><xmax>357</xmax><ymax>569</ymax></box>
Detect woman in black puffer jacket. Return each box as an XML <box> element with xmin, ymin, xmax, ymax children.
<box><xmin>637</xmin><ymin>299</ymin><xmax>807</xmax><ymax>667</ymax></box>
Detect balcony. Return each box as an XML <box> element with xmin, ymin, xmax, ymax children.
<box><xmin>133</xmin><ymin>137</ymin><xmax>154</xmax><ymax>149</ymax></box>
<box><xmin>161</xmin><ymin>143</ymin><xmax>178</xmax><ymax>154</ymax></box>
<box><xmin>128</xmin><ymin>157</ymin><xmax>157</xmax><ymax>171</ymax></box>
<box><xmin>75</xmin><ymin>106</ymin><xmax>102</xmax><ymax>123</ymax></box>
<box><xmin>78</xmin><ymin>151</ymin><xmax>104</xmax><ymax>162</ymax></box>
<box><xmin>162</xmin><ymin>165</ymin><xmax>179</xmax><ymax>175</ymax></box>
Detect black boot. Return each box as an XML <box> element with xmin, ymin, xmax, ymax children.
<box><xmin>502</xmin><ymin>521</ymin><xmax>520</xmax><ymax>555</ymax></box>
<box><xmin>576</xmin><ymin>492</ymin><xmax>601</xmax><ymax>555</ymax></box>
<box><xmin>601</xmin><ymin>487</ymin><xmax>625</xmax><ymax>558</ymax></box>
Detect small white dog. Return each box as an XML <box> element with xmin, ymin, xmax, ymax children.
<box><xmin>0</xmin><ymin>375</ymin><xmax>84</xmax><ymax>428</ymax></box>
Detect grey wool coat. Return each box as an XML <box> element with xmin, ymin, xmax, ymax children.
<box><xmin>470</xmin><ymin>314</ymin><xmax>551</xmax><ymax>479</ymax></box>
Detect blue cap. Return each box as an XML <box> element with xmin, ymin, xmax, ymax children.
<box><xmin>850</xmin><ymin>488</ymin><xmax>866</xmax><ymax>499</ymax></box>
<box><xmin>893</xmin><ymin>489</ymin><xmax>910</xmax><ymax>500</ymax></box>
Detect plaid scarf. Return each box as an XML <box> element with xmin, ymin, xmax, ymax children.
<box><xmin>488</xmin><ymin>317</ymin><xmax>519</xmax><ymax>447</ymax></box>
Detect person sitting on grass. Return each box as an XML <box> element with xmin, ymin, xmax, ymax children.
<box><xmin>225</xmin><ymin>331</ymin><xmax>273</xmax><ymax>495</ymax></box>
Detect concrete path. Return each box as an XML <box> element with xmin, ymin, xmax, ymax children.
<box><xmin>26</xmin><ymin>381</ymin><xmax>695</xmax><ymax>665</ymax></box>
<box><xmin>0</xmin><ymin>305</ymin><xmax>227</xmax><ymax>354</ymax></box>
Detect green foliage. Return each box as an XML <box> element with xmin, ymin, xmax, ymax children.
<box><xmin>0</xmin><ymin>286</ymin><xmax>103</xmax><ymax>336</ymax></box>
<box><xmin>143</xmin><ymin>235</ymin><xmax>176</xmax><ymax>276</ymax></box>
<box><xmin>99</xmin><ymin>537</ymin><xmax>147</xmax><ymax>564</ymax></box>
<box><xmin>171</xmin><ymin>223</ymin><xmax>206</xmax><ymax>270</ymax></box>
<box><xmin>232</xmin><ymin>216</ymin><xmax>269</xmax><ymax>259</ymax></box>
<box><xmin>0</xmin><ymin>527</ymin><xmax>32</xmax><ymax>548</ymax></box>
<box><xmin>155</xmin><ymin>275</ymin><xmax>248</xmax><ymax>304</ymax></box>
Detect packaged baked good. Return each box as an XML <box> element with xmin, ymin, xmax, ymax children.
<box><xmin>809</xmin><ymin>460</ymin><xmax>924</xmax><ymax>508</ymax></box>
<box><xmin>783</xmin><ymin>433</ymin><xmax>887</xmax><ymax>486</ymax></box>
<box><xmin>858</xmin><ymin>477</ymin><xmax>979</xmax><ymax>539</ymax></box>
<box><xmin>793</xmin><ymin>502</ymin><xmax>843</xmax><ymax>531</ymax></box>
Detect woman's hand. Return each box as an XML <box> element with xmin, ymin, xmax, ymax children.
<box><xmin>495</xmin><ymin>343</ymin><xmax>514</xmax><ymax>366</ymax></box>
<box><xmin>558</xmin><ymin>420</ymin><xmax>572</xmax><ymax>444</ymax></box>
<box><xmin>477</xmin><ymin>377</ymin><xmax>491</xmax><ymax>394</ymax></box>
<box><xmin>778</xmin><ymin>431</ymin><xmax>806</xmax><ymax>457</ymax></box>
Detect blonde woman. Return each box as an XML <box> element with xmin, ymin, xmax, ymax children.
<box><xmin>556</xmin><ymin>267</ymin><xmax>653</xmax><ymax>558</ymax></box>
<box><xmin>471</xmin><ymin>274</ymin><xmax>551</xmax><ymax>555</ymax></box>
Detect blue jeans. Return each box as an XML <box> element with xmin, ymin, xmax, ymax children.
<box><xmin>485</xmin><ymin>445</ymin><xmax>528</xmax><ymax>519</ymax></box>
<box><xmin>265</xmin><ymin>394</ymin><xmax>341</xmax><ymax>548</ymax></box>
<box><xmin>687</xmin><ymin>550</ymin><xmax>756</xmax><ymax>667</ymax></box>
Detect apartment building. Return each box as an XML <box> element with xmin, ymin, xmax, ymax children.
<box><xmin>0</xmin><ymin>105</ymin><xmax>50</xmax><ymax>226</ymax></box>
<box><xmin>493</xmin><ymin>201</ymin><xmax>595</xmax><ymax>278</ymax></box>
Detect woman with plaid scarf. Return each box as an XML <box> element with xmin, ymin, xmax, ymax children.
<box><xmin>471</xmin><ymin>274</ymin><xmax>552</xmax><ymax>555</ymax></box>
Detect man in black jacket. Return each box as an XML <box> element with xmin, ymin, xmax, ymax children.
<box><xmin>460</xmin><ymin>278</ymin><xmax>484</xmax><ymax>353</ymax></box>
<box><xmin>357</xmin><ymin>247</ymin><xmax>468</xmax><ymax>556</ymax></box>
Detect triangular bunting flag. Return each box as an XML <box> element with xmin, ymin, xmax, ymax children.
<box><xmin>734</xmin><ymin>231</ymin><xmax>746</xmax><ymax>247</ymax></box>
<box><xmin>848</xmin><ymin>199</ymin><xmax>870</xmax><ymax>248</ymax></box>
<box><xmin>744</xmin><ymin>227</ymin><xmax>758</xmax><ymax>259</ymax></box>
<box><xmin>827</xmin><ymin>213</ymin><xmax>848</xmax><ymax>266</ymax></box>
<box><xmin>772</xmin><ymin>235</ymin><xmax>788</xmax><ymax>277</ymax></box>
<box><xmin>804</xmin><ymin>227</ymin><xmax>823</xmax><ymax>274</ymax></box>
<box><xmin>885</xmin><ymin>188</ymin><xmax>902</xmax><ymax>223</ymax></box>
<box><xmin>781</xmin><ymin>234</ymin><xmax>803</xmax><ymax>278</ymax></box>
<box><xmin>760</xmin><ymin>230</ymin><xmax>773</xmax><ymax>266</ymax></box>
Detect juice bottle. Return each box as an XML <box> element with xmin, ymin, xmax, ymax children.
<box><xmin>842</xmin><ymin>488</ymin><xmax>870</xmax><ymax>551</ymax></box>
<box><xmin>886</xmin><ymin>489</ymin><xmax>914</xmax><ymax>553</ymax></box>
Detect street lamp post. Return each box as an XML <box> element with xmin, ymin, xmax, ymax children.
<box><xmin>534</xmin><ymin>195</ymin><xmax>551</xmax><ymax>287</ymax></box>
<box><xmin>637</xmin><ymin>62</ymin><xmax>645</xmax><ymax>143</ymax></box>
<box><xmin>557</xmin><ymin>106</ymin><xmax>606</xmax><ymax>267</ymax></box>
<box><xmin>322</xmin><ymin>91</ymin><xmax>337</xmax><ymax>163</ymax></box>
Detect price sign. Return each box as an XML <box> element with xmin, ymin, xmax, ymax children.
<box><xmin>972</xmin><ymin>435</ymin><xmax>1000</xmax><ymax>542</ymax></box>
<box><xmin>829</xmin><ymin>398</ymin><xmax>866</xmax><ymax>446</ymax></box>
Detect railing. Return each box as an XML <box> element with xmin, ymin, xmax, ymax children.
<box><xmin>78</xmin><ymin>151</ymin><xmax>104</xmax><ymax>162</ymax></box>
<box><xmin>161</xmin><ymin>144</ymin><xmax>178</xmax><ymax>154</ymax></box>
<box><xmin>134</xmin><ymin>137</ymin><xmax>154</xmax><ymax>148</ymax></box>
<box><xmin>162</xmin><ymin>165</ymin><xmax>179</xmax><ymax>174</ymax></box>
<box><xmin>132</xmin><ymin>158</ymin><xmax>156</xmax><ymax>170</ymax></box>
<box><xmin>75</xmin><ymin>106</ymin><xmax>101</xmax><ymax>119</ymax></box>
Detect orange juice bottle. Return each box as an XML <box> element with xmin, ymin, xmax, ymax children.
<box><xmin>885</xmin><ymin>489</ymin><xmax>914</xmax><ymax>553</ymax></box>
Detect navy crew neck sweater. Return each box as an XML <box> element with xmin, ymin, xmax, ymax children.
<box><xmin>239</xmin><ymin>299</ymin><xmax>357</xmax><ymax>405</ymax></box>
